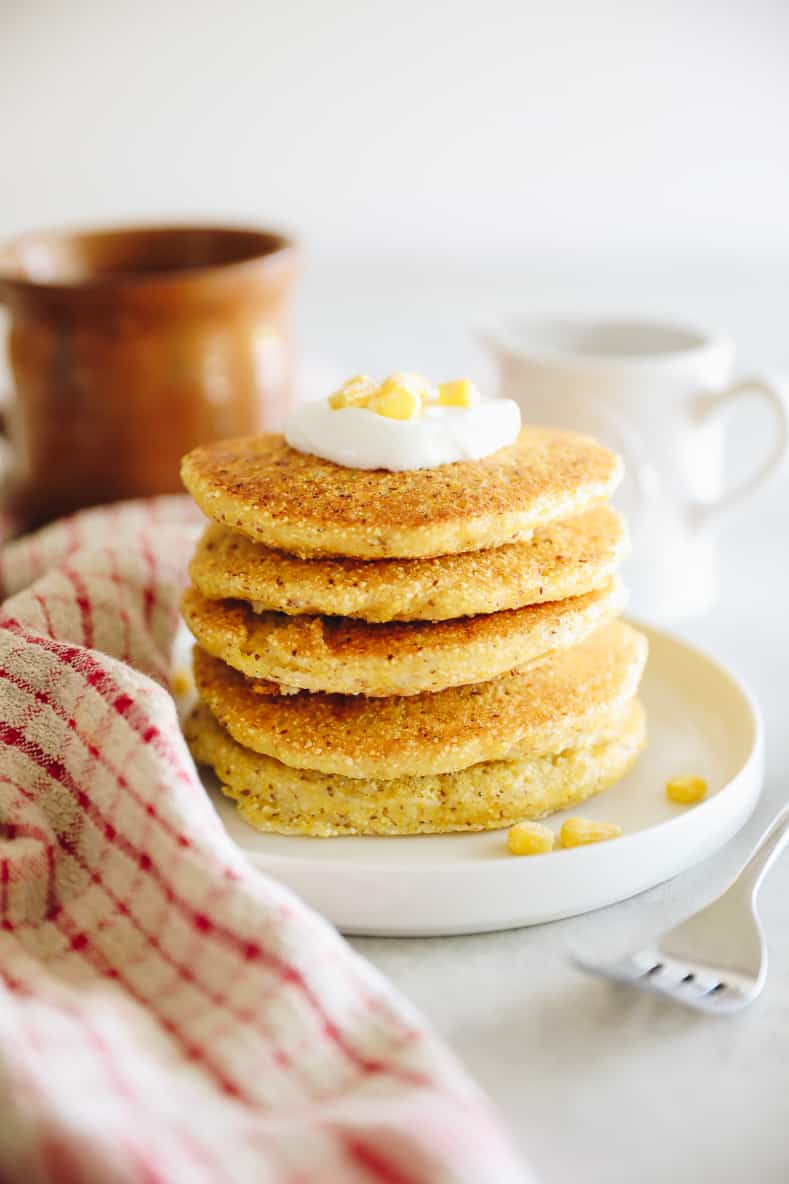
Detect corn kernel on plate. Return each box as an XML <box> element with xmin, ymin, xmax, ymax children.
<box><xmin>174</xmin><ymin>621</ymin><xmax>762</xmax><ymax>935</ymax></box>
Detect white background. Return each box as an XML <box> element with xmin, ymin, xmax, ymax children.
<box><xmin>3</xmin><ymin>0</ymin><xmax>789</xmax><ymax>385</ymax></box>
<box><xmin>3</xmin><ymin>0</ymin><xmax>789</xmax><ymax>255</ymax></box>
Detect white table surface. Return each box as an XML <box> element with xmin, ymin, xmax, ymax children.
<box><xmin>298</xmin><ymin>251</ymin><xmax>789</xmax><ymax>1183</ymax></box>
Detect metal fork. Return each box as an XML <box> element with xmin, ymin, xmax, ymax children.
<box><xmin>574</xmin><ymin>804</ymin><xmax>789</xmax><ymax>1014</ymax></box>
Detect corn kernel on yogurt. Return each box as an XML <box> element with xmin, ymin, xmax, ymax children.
<box><xmin>285</xmin><ymin>372</ymin><xmax>521</xmax><ymax>471</ymax></box>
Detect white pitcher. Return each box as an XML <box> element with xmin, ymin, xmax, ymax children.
<box><xmin>482</xmin><ymin>318</ymin><xmax>789</xmax><ymax>622</ymax></box>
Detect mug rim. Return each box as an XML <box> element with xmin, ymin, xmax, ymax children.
<box><xmin>0</xmin><ymin>221</ymin><xmax>297</xmax><ymax>292</ymax></box>
<box><xmin>484</xmin><ymin>315</ymin><xmax>733</xmax><ymax>367</ymax></box>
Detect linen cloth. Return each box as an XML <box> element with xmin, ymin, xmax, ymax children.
<box><xmin>0</xmin><ymin>497</ymin><xmax>528</xmax><ymax>1184</ymax></box>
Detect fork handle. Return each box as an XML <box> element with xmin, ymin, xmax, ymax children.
<box><xmin>732</xmin><ymin>804</ymin><xmax>789</xmax><ymax>901</ymax></box>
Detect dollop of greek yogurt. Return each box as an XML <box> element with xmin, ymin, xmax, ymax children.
<box><xmin>284</xmin><ymin>398</ymin><xmax>522</xmax><ymax>471</ymax></box>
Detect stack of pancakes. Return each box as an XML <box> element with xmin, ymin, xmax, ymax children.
<box><xmin>181</xmin><ymin>428</ymin><xmax>647</xmax><ymax>836</ymax></box>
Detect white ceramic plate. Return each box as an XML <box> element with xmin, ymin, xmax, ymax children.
<box><xmin>194</xmin><ymin>623</ymin><xmax>763</xmax><ymax>936</ymax></box>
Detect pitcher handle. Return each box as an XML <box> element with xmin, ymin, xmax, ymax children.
<box><xmin>692</xmin><ymin>373</ymin><xmax>789</xmax><ymax>532</ymax></box>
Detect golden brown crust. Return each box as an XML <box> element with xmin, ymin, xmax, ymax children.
<box><xmin>180</xmin><ymin>427</ymin><xmax>623</xmax><ymax>559</ymax></box>
<box><xmin>186</xmin><ymin>699</ymin><xmax>646</xmax><ymax>835</ymax></box>
<box><xmin>189</xmin><ymin>505</ymin><xmax>627</xmax><ymax>622</ymax></box>
<box><xmin>192</xmin><ymin>621</ymin><xmax>648</xmax><ymax>778</ymax></box>
<box><xmin>181</xmin><ymin>579</ymin><xmax>623</xmax><ymax>696</ymax></box>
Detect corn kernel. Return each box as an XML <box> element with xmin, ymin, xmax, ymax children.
<box><xmin>328</xmin><ymin>374</ymin><xmax>378</xmax><ymax>409</ymax></box>
<box><xmin>560</xmin><ymin>817</ymin><xmax>622</xmax><ymax>848</ymax></box>
<box><xmin>437</xmin><ymin>378</ymin><xmax>480</xmax><ymax>408</ymax></box>
<box><xmin>666</xmin><ymin>776</ymin><xmax>707</xmax><ymax>805</ymax></box>
<box><xmin>507</xmin><ymin>820</ymin><xmax>555</xmax><ymax>855</ymax></box>
<box><xmin>369</xmin><ymin>387</ymin><xmax>421</xmax><ymax>420</ymax></box>
<box><xmin>379</xmin><ymin>371</ymin><xmax>437</xmax><ymax>404</ymax></box>
<box><xmin>171</xmin><ymin>669</ymin><xmax>193</xmax><ymax>695</ymax></box>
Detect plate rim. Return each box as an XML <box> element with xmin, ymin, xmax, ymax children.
<box><xmin>199</xmin><ymin>619</ymin><xmax>764</xmax><ymax>934</ymax></box>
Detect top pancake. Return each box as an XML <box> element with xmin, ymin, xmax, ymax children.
<box><xmin>190</xmin><ymin>504</ymin><xmax>627</xmax><ymax>622</ymax></box>
<box><xmin>181</xmin><ymin>427</ymin><xmax>623</xmax><ymax>559</ymax></box>
<box><xmin>193</xmin><ymin>621</ymin><xmax>648</xmax><ymax>778</ymax></box>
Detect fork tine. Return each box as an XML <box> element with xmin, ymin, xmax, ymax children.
<box><xmin>571</xmin><ymin>804</ymin><xmax>789</xmax><ymax>1015</ymax></box>
<box><xmin>574</xmin><ymin>949</ymin><xmax>757</xmax><ymax>1014</ymax></box>
<box><xmin>571</xmin><ymin>952</ymin><xmax>655</xmax><ymax>984</ymax></box>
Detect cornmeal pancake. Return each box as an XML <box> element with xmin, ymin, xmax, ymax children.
<box><xmin>186</xmin><ymin>699</ymin><xmax>645</xmax><ymax>835</ymax></box>
<box><xmin>181</xmin><ymin>427</ymin><xmax>623</xmax><ymax>559</ymax></box>
<box><xmin>189</xmin><ymin>504</ymin><xmax>627</xmax><ymax>623</ymax></box>
<box><xmin>192</xmin><ymin>621</ymin><xmax>648</xmax><ymax>778</ymax></box>
<box><xmin>182</xmin><ymin>579</ymin><xmax>623</xmax><ymax>697</ymax></box>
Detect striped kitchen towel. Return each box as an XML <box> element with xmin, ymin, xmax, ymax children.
<box><xmin>0</xmin><ymin>497</ymin><xmax>528</xmax><ymax>1184</ymax></box>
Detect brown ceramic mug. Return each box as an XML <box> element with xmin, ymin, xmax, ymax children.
<box><xmin>0</xmin><ymin>224</ymin><xmax>297</xmax><ymax>530</ymax></box>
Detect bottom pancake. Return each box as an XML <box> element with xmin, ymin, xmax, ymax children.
<box><xmin>185</xmin><ymin>699</ymin><xmax>646</xmax><ymax>836</ymax></box>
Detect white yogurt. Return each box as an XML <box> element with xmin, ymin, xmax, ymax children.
<box><xmin>284</xmin><ymin>398</ymin><xmax>521</xmax><ymax>471</ymax></box>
